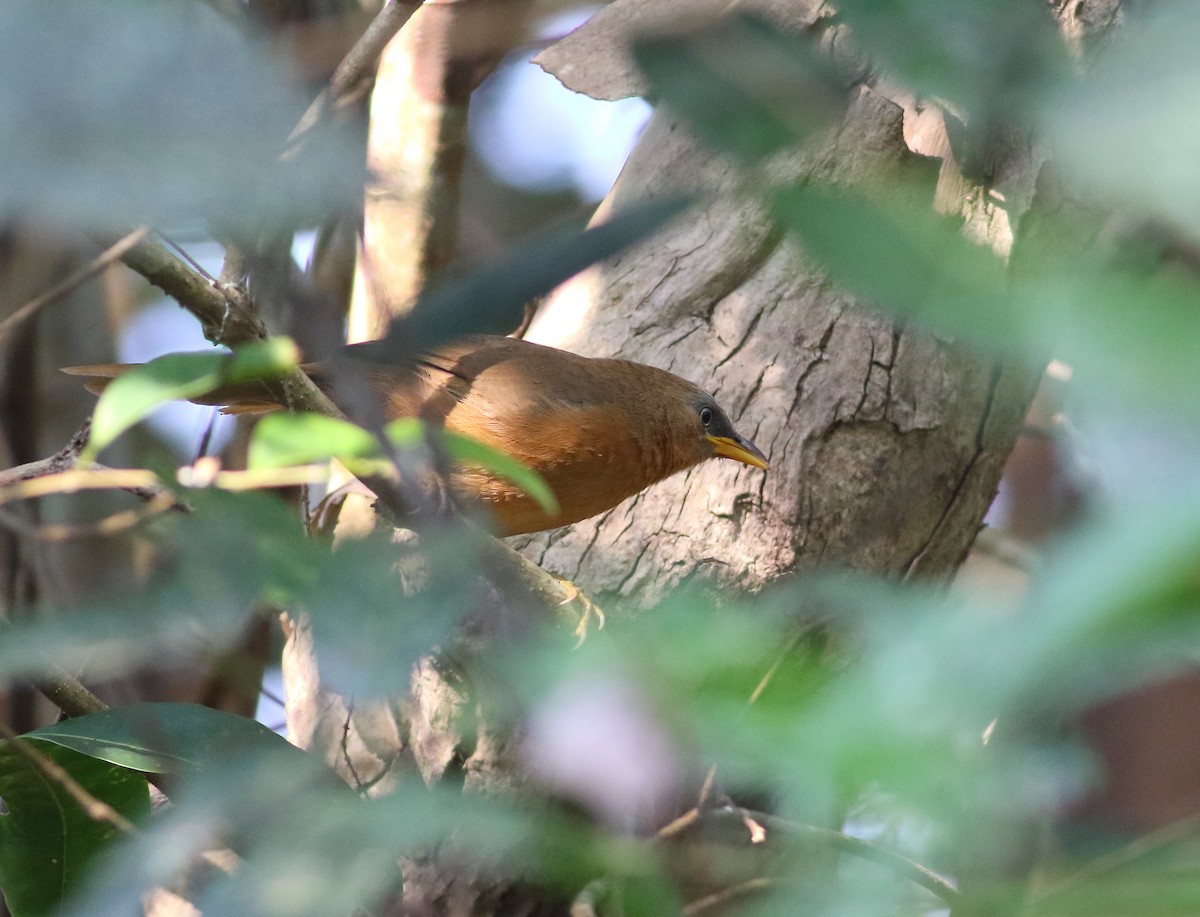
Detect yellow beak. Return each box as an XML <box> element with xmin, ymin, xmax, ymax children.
<box><xmin>707</xmin><ymin>434</ymin><xmax>769</xmax><ymax>470</ymax></box>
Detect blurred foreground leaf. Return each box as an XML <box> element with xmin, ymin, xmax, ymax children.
<box><xmin>0</xmin><ymin>0</ymin><xmax>361</xmax><ymax>229</ymax></box>
<box><xmin>364</xmin><ymin>195</ymin><xmax>691</xmax><ymax>357</ymax></box>
<box><xmin>0</xmin><ymin>490</ymin><xmax>318</xmax><ymax>681</ymax></box>
<box><xmin>1047</xmin><ymin>0</ymin><xmax>1200</xmax><ymax>243</ymax></box>
<box><xmin>249</xmin><ymin>413</ymin><xmax>558</xmax><ymax>515</ymax></box>
<box><xmin>299</xmin><ymin>528</ymin><xmax>481</xmax><ymax>698</ymax></box>
<box><xmin>84</xmin><ymin>339</ymin><xmax>299</xmax><ymax>461</ymax></box>
<box><xmin>387</xmin><ymin>418</ymin><xmax>559</xmax><ymax>516</ymax></box>
<box><xmin>58</xmin><ymin>748</ymin><xmax>607</xmax><ymax>917</ymax></box>
<box><xmin>633</xmin><ymin>14</ymin><xmax>847</xmax><ymax>162</ymax></box>
<box><xmin>248</xmin><ymin>412</ymin><xmax>384</xmax><ymax>473</ymax></box>
<box><xmin>774</xmin><ymin>183</ymin><xmax>1019</xmax><ymax>345</ymax></box>
<box><xmin>775</xmin><ymin>183</ymin><xmax>1200</xmax><ymax>417</ymax></box>
<box><xmin>0</xmin><ymin>480</ymin><xmax>478</xmax><ymax>702</ymax></box>
<box><xmin>832</xmin><ymin>0</ymin><xmax>1065</xmax><ymax>126</ymax></box>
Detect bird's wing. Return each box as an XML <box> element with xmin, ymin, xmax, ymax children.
<box><xmin>375</xmin><ymin>336</ymin><xmax>584</xmax><ymax>426</ymax></box>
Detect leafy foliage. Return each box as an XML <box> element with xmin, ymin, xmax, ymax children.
<box><xmin>26</xmin><ymin>703</ymin><xmax>304</xmax><ymax>780</ymax></box>
<box><xmin>84</xmin><ymin>339</ymin><xmax>299</xmax><ymax>461</ymax></box>
<box><xmin>248</xmin><ymin>413</ymin><xmax>559</xmax><ymax>514</ymax></box>
<box><xmin>7</xmin><ymin>1</ymin><xmax>1200</xmax><ymax>915</ymax></box>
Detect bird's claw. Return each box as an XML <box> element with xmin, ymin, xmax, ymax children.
<box><xmin>556</xmin><ymin>578</ymin><xmax>606</xmax><ymax>647</ymax></box>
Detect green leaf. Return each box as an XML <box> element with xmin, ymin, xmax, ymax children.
<box><xmin>24</xmin><ymin>703</ymin><xmax>302</xmax><ymax>780</ymax></box>
<box><xmin>247</xmin><ymin>412</ymin><xmax>387</xmax><ymax>474</ymax></box>
<box><xmin>224</xmin><ymin>337</ymin><xmax>302</xmax><ymax>383</ymax></box>
<box><xmin>85</xmin><ymin>340</ymin><xmax>298</xmax><ymax>461</ymax></box>
<box><xmin>0</xmin><ymin>741</ymin><xmax>149</xmax><ymax>917</ymax></box>
<box><xmin>386</xmin><ymin>419</ymin><xmax>560</xmax><ymax>516</ymax></box>
<box><xmin>633</xmin><ymin>14</ymin><xmax>846</xmax><ymax>162</ymax></box>
<box><xmin>250</xmin><ymin>413</ymin><xmax>558</xmax><ymax>515</ymax></box>
<box><xmin>86</xmin><ymin>352</ymin><xmax>225</xmax><ymax>461</ymax></box>
<box><xmin>825</xmin><ymin>0</ymin><xmax>1064</xmax><ymax>124</ymax></box>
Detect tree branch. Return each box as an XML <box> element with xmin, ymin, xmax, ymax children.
<box><xmin>107</xmin><ymin>232</ymin><xmax>343</xmax><ymax>421</ymax></box>
<box><xmin>285</xmin><ymin>0</ymin><xmax>426</xmax><ymax>157</ymax></box>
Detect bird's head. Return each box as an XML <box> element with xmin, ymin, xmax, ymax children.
<box><xmin>591</xmin><ymin>360</ymin><xmax>770</xmax><ymax>484</ymax></box>
<box><xmin>690</xmin><ymin>391</ymin><xmax>769</xmax><ymax>471</ymax></box>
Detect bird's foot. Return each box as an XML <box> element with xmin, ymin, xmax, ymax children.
<box><xmin>556</xmin><ymin>578</ymin><xmax>606</xmax><ymax>647</ymax></box>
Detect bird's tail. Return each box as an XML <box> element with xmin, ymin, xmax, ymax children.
<box><xmin>61</xmin><ymin>363</ymin><xmax>286</xmax><ymax>415</ymax></box>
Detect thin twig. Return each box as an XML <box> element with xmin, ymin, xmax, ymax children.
<box><xmin>0</xmin><ymin>419</ymin><xmax>90</xmax><ymax>483</ymax></box>
<box><xmin>1</xmin><ymin>461</ymin><xmax>340</xmax><ymax>518</ymax></box>
<box><xmin>1036</xmin><ymin>811</ymin><xmax>1200</xmax><ymax>900</ymax></box>
<box><xmin>176</xmin><ymin>463</ymin><xmax>332</xmax><ymax>491</ymax></box>
<box><xmin>0</xmin><ymin>421</ymin><xmax>172</xmax><ymax>504</ymax></box>
<box><xmin>217</xmin><ymin>245</ymin><xmax>248</xmax><ymax>286</ymax></box>
<box><xmin>657</xmin><ymin>806</ymin><xmax>701</xmax><ymax>840</ymax></box>
<box><xmin>569</xmin><ymin>878</ymin><xmax>608</xmax><ymax>917</ymax></box>
<box><xmin>682</xmin><ymin>877</ymin><xmax>777</xmax><ymax>916</ymax></box>
<box><xmin>753</xmin><ymin>809</ymin><xmax>959</xmax><ymax>904</ymax></box>
<box><xmin>747</xmin><ymin>634</ymin><xmax>803</xmax><ymax>706</ymax></box>
<box><xmin>0</xmin><ymin>428</ymin><xmax>116</xmax><ymax>722</ymax></box>
<box><xmin>0</xmin><ymin>420</ymin><xmax>188</xmax><ymax>529</ymax></box>
<box><xmin>662</xmin><ymin>806</ymin><xmax>960</xmax><ymax>906</ymax></box>
<box><xmin>0</xmin><ymin>468</ymin><xmax>166</xmax><ymax>504</ymax></box>
<box><xmin>0</xmin><ymin>719</ymin><xmax>137</xmax><ymax>834</ymax></box>
<box><xmin>218</xmin><ymin>0</ymin><xmax>421</xmax><ymax>320</ymax></box>
<box><xmin>158</xmin><ymin>232</ymin><xmax>218</xmax><ymax>282</ymax></box>
<box><xmin>0</xmin><ymin>615</ymin><xmax>110</xmax><ymax>719</ymax></box>
<box><xmin>112</xmin><ymin>233</ymin><xmax>264</xmax><ymax>343</ymax></box>
<box><xmin>680</xmin><ymin>638</ymin><xmax>803</xmax><ymax>823</ymax></box>
<box><xmin>0</xmin><ymin>228</ymin><xmax>149</xmax><ymax>348</ymax></box>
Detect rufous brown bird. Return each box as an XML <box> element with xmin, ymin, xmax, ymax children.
<box><xmin>66</xmin><ymin>335</ymin><xmax>768</xmax><ymax>536</ymax></box>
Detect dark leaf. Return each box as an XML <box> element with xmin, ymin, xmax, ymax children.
<box><xmin>25</xmin><ymin>703</ymin><xmax>305</xmax><ymax>779</ymax></box>
<box><xmin>362</xmin><ymin>195</ymin><xmax>691</xmax><ymax>358</ymax></box>
<box><xmin>0</xmin><ymin>742</ymin><xmax>149</xmax><ymax>917</ymax></box>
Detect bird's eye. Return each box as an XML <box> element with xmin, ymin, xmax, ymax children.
<box><xmin>699</xmin><ymin>406</ymin><xmax>714</xmax><ymax>427</ymax></box>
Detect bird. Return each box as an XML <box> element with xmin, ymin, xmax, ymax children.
<box><xmin>65</xmin><ymin>334</ymin><xmax>769</xmax><ymax>537</ymax></box>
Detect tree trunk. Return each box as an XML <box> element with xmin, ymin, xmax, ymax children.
<box><xmin>518</xmin><ymin>86</ymin><xmax>1040</xmax><ymax>604</ymax></box>
<box><xmin>283</xmin><ymin>3</ymin><xmax>1079</xmax><ymax>913</ymax></box>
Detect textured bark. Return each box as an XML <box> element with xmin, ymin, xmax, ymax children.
<box><xmin>517</xmin><ymin>85</ymin><xmax>1041</xmax><ymax>605</ymax></box>
<box><xmin>281</xmin><ymin>3</ymin><xmax>1099</xmax><ymax>913</ymax></box>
